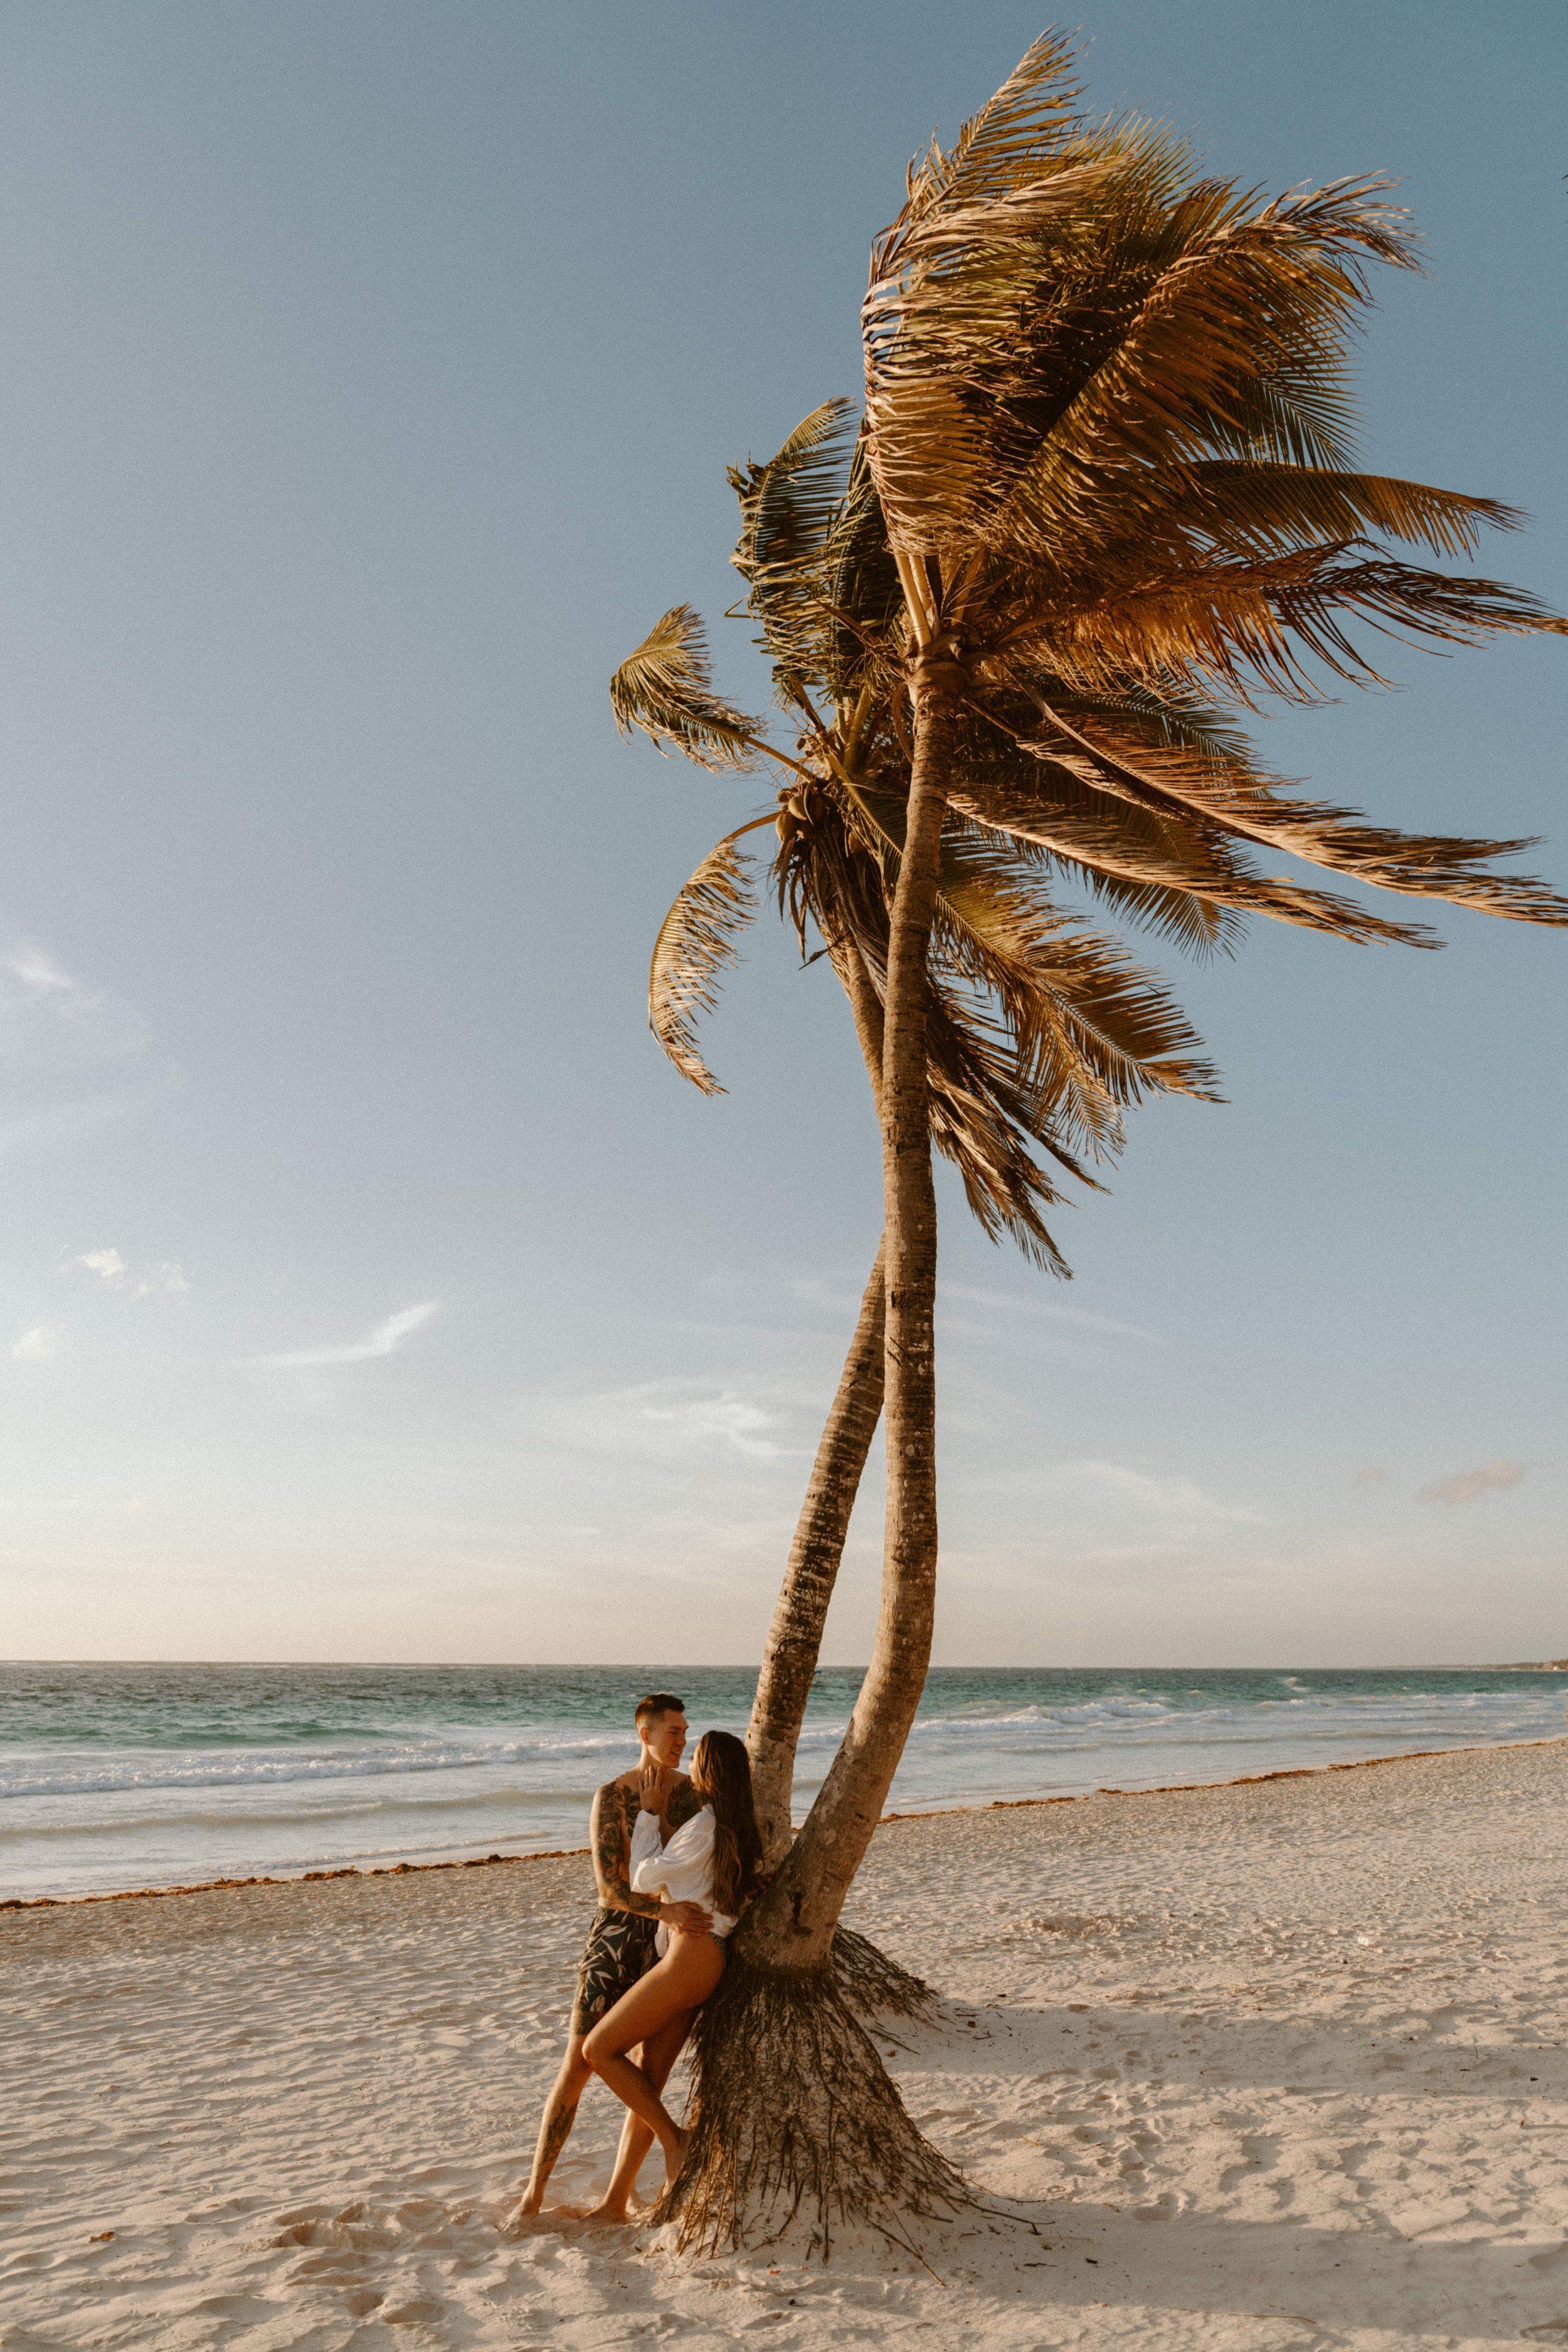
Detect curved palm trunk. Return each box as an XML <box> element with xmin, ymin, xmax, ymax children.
<box><xmin>736</xmin><ymin>675</ymin><xmax>955</xmax><ymax>1968</ymax></box>
<box><xmin>662</xmin><ymin>679</ymin><xmax>962</xmax><ymax>2255</ymax></box>
<box><xmin>746</xmin><ymin>1241</ymin><xmax>885</xmax><ymax>1865</ymax></box>
<box><xmin>745</xmin><ymin>923</ymin><xmax>890</xmax><ymax>1867</ymax></box>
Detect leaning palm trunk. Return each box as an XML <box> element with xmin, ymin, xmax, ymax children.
<box><xmin>747</xmin><ymin>1239</ymin><xmax>885</xmax><ymax>1868</ymax></box>
<box><xmin>746</xmin><ymin>921</ymin><xmax>892</xmax><ymax>1869</ymax></box>
<box><xmin>746</xmin><ymin>914</ymin><xmax>935</xmax><ymax>2015</ymax></box>
<box><xmin>750</xmin><ymin>657</ymin><xmax>957</xmax><ymax>1961</ymax></box>
<box><xmin>660</xmin><ymin>680</ymin><xmax>966</xmax><ymax>2257</ymax></box>
<box><xmin>744</xmin><ymin>1242</ymin><xmax>934</xmax><ymax>2022</ymax></box>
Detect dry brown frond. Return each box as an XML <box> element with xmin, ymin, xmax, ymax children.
<box><xmin>611</xmin><ymin>604</ymin><xmax>764</xmax><ymax>770</ymax></box>
<box><xmin>647</xmin><ymin>824</ymin><xmax>766</xmax><ymax>1093</ymax></box>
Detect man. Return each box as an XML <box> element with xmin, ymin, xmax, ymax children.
<box><xmin>511</xmin><ymin>1691</ymin><xmax>711</xmax><ymax>2221</ymax></box>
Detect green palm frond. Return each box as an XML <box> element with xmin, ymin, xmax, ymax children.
<box><xmin>648</xmin><ymin>824</ymin><xmax>767</xmax><ymax>1093</ymax></box>
<box><xmin>611</xmin><ymin>605</ymin><xmax>764</xmax><ymax>771</ymax></box>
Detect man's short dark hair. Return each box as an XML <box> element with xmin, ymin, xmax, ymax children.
<box><xmin>635</xmin><ymin>1691</ymin><xmax>685</xmax><ymax>1729</ymax></box>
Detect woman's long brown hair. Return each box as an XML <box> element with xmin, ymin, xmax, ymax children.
<box><xmin>688</xmin><ymin>1729</ymin><xmax>763</xmax><ymax>1917</ymax></box>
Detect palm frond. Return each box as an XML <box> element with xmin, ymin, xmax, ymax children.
<box><xmin>817</xmin><ymin>441</ymin><xmax>907</xmax><ymax>704</ymax></box>
<box><xmin>1170</xmin><ymin>464</ymin><xmax>1521</xmax><ymax>561</ymax></box>
<box><xmin>728</xmin><ymin>403</ymin><xmax>903</xmax><ymax>707</ymax></box>
<box><xmin>940</xmin><ymin>719</ymin><xmax>1439</xmax><ymax>945</ymax></box>
<box><xmin>930</xmin><ymin>839</ymin><xmax>1224</xmax><ymax>1143</ymax></box>
<box><xmin>924</xmin><ymin>976</ymin><xmax>1076</xmax><ymax>1271</ymax></box>
<box><xmin>612</xmin><ymin>605</ymin><xmax>764</xmax><ymax>771</ymax></box>
<box><xmin>648</xmin><ymin>827</ymin><xmax>763</xmax><ymax>1093</ymax></box>
<box><xmin>903</xmin><ymin>29</ymin><xmax>1086</xmax><ymax>221</ymax></box>
<box><xmin>866</xmin><ymin>102</ymin><xmax>1421</xmax><ymax>567</ymax></box>
<box><xmin>1055</xmin><ymin>862</ymin><xmax>1242</xmax><ymax>956</ymax></box>
<box><xmin>730</xmin><ymin>400</ymin><xmax>859</xmax><ymax>583</ymax></box>
<box><xmin>1033</xmin><ymin>175</ymin><xmax>1418</xmax><ymax>495</ymax></box>
<box><xmin>1036</xmin><ymin>548</ymin><xmax>1568</xmax><ymax>704</ymax></box>
<box><xmin>1000</xmin><ymin>696</ymin><xmax>1568</xmax><ymax>928</ymax></box>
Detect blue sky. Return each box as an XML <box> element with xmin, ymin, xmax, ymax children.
<box><xmin>1</xmin><ymin>0</ymin><xmax>1563</xmax><ymax>1666</ymax></box>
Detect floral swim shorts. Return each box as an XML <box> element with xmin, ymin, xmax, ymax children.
<box><xmin>569</xmin><ymin>1905</ymin><xmax>660</xmax><ymax>2037</ymax></box>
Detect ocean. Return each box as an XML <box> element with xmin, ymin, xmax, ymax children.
<box><xmin>3</xmin><ymin>1660</ymin><xmax>1564</xmax><ymax>1903</ymax></box>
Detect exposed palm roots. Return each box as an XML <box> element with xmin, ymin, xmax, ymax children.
<box><xmin>829</xmin><ymin>1924</ymin><xmax>935</xmax><ymax>2020</ymax></box>
<box><xmin>657</xmin><ymin>1955</ymin><xmax>968</xmax><ymax>2258</ymax></box>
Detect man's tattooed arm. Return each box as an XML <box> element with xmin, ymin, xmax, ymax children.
<box><xmin>590</xmin><ymin>1781</ymin><xmax>659</xmax><ymax>1917</ymax></box>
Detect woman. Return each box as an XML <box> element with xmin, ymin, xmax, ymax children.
<box><xmin>579</xmin><ymin>1728</ymin><xmax>761</xmax><ymax>2203</ymax></box>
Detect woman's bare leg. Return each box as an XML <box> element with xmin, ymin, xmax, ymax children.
<box><xmin>584</xmin><ymin>2047</ymin><xmax>682</xmax><ymax>2173</ymax></box>
<box><xmin>581</xmin><ymin>1939</ymin><xmax>724</xmax><ymax>2185</ymax></box>
<box><xmin>581</xmin><ymin>2009</ymin><xmax>693</xmax><ymax>2222</ymax></box>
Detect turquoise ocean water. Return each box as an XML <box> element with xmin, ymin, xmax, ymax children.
<box><xmin>3</xmin><ymin>1661</ymin><xmax>1564</xmax><ymax>1902</ymax></box>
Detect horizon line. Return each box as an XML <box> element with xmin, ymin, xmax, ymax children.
<box><xmin>4</xmin><ymin>1655</ymin><xmax>1564</xmax><ymax>1674</ymax></box>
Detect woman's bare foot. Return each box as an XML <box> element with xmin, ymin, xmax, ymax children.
<box><xmin>661</xmin><ymin>2127</ymin><xmax>689</xmax><ymax>2190</ymax></box>
<box><xmin>576</xmin><ymin>2197</ymin><xmax>633</xmax><ymax>2225</ymax></box>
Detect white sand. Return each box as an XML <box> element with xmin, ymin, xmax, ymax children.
<box><xmin>7</xmin><ymin>1737</ymin><xmax>1568</xmax><ymax>2349</ymax></box>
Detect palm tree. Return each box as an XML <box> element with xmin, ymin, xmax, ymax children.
<box><xmin>617</xmin><ymin>41</ymin><xmax>1566</xmax><ymax>2249</ymax></box>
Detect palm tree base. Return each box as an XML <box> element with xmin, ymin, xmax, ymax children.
<box><xmin>830</xmin><ymin>1924</ymin><xmax>935</xmax><ymax>2020</ymax></box>
<box><xmin>655</xmin><ymin>1953</ymin><xmax>967</xmax><ymax>2258</ymax></box>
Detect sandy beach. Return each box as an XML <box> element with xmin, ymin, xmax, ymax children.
<box><xmin>8</xmin><ymin>1737</ymin><xmax>1568</xmax><ymax>2349</ymax></box>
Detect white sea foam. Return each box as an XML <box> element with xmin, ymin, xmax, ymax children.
<box><xmin>3</xmin><ymin>1663</ymin><xmax>1563</xmax><ymax>1901</ymax></box>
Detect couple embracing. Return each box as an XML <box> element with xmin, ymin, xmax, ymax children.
<box><xmin>511</xmin><ymin>1693</ymin><xmax>761</xmax><ymax>2224</ymax></box>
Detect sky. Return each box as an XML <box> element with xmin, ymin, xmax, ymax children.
<box><xmin>1</xmin><ymin>0</ymin><xmax>1563</xmax><ymax>1670</ymax></box>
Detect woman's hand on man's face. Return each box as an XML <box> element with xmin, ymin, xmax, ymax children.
<box><xmin>638</xmin><ymin>1759</ymin><xmax>677</xmax><ymax>1815</ymax></box>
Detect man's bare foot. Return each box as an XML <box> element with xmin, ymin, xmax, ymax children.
<box><xmin>504</xmin><ymin>2196</ymin><xmax>575</xmax><ymax>2235</ymax></box>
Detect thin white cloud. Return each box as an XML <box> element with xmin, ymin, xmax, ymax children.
<box><xmin>12</xmin><ymin>1321</ymin><xmax>68</xmax><ymax>1362</ymax></box>
<box><xmin>940</xmin><ymin>1282</ymin><xmax>1165</xmax><ymax>1344</ymax></box>
<box><xmin>66</xmin><ymin>1248</ymin><xmax>189</xmax><ymax>1299</ymax></box>
<box><xmin>257</xmin><ymin>1301</ymin><xmax>441</xmax><ymax>1369</ymax></box>
<box><xmin>1419</xmin><ymin>1458</ymin><xmax>1525</xmax><ymax>1508</ymax></box>
<box><xmin>1052</xmin><ymin>1457</ymin><xmax>1268</xmax><ymax>1524</ymax></box>
<box><xmin>0</xmin><ymin>948</ymin><xmax>159</xmax><ymax>1163</ymax></box>
<box><xmin>0</xmin><ymin>950</ymin><xmax>148</xmax><ymax>1072</ymax></box>
<box><xmin>788</xmin><ymin>1274</ymin><xmax>1163</xmax><ymax>1346</ymax></box>
<box><xmin>543</xmin><ymin>1375</ymin><xmax>793</xmax><ymax>1464</ymax></box>
<box><xmin>639</xmin><ymin>1392</ymin><xmax>784</xmax><ymax>1461</ymax></box>
<box><xmin>72</xmin><ymin>1247</ymin><xmax>128</xmax><ymax>1283</ymax></box>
